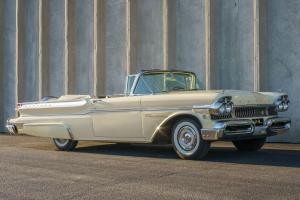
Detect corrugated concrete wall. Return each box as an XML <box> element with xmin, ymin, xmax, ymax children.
<box><xmin>0</xmin><ymin>0</ymin><xmax>299</xmax><ymax>143</ymax></box>
<box><xmin>260</xmin><ymin>0</ymin><xmax>300</xmax><ymax>142</ymax></box>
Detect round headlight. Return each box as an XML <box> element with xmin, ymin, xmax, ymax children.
<box><xmin>278</xmin><ymin>103</ymin><xmax>284</xmax><ymax>111</ymax></box>
<box><xmin>275</xmin><ymin>95</ymin><xmax>289</xmax><ymax>112</ymax></box>
<box><xmin>225</xmin><ymin>103</ymin><xmax>233</xmax><ymax>113</ymax></box>
<box><xmin>283</xmin><ymin>102</ymin><xmax>289</xmax><ymax>110</ymax></box>
<box><xmin>218</xmin><ymin>104</ymin><xmax>226</xmax><ymax>114</ymax></box>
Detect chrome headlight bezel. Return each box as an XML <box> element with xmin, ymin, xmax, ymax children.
<box><xmin>275</xmin><ymin>95</ymin><xmax>290</xmax><ymax>112</ymax></box>
<box><xmin>210</xmin><ymin>96</ymin><xmax>234</xmax><ymax>115</ymax></box>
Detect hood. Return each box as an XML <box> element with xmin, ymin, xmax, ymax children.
<box><xmin>164</xmin><ymin>90</ymin><xmax>275</xmax><ymax>106</ymax></box>
<box><xmin>221</xmin><ymin>90</ymin><xmax>274</xmax><ymax>106</ymax></box>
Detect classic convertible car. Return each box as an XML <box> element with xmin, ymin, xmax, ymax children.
<box><xmin>7</xmin><ymin>70</ymin><xmax>291</xmax><ymax>159</ymax></box>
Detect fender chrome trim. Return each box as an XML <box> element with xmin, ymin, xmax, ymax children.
<box><xmin>19</xmin><ymin>99</ymin><xmax>88</xmax><ymax>109</ymax></box>
<box><xmin>149</xmin><ymin>112</ymin><xmax>200</xmax><ymax>142</ymax></box>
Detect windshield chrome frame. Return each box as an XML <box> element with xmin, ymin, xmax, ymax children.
<box><xmin>124</xmin><ymin>74</ymin><xmax>138</xmax><ymax>96</ymax></box>
<box><xmin>128</xmin><ymin>73</ymin><xmax>141</xmax><ymax>96</ymax></box>
<box><xmin>128</xmin><ymin>71</ymin><xmax>199</xmax><ymax>96</ymax></box>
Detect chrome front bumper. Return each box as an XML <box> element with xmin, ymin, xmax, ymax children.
<box><xmin>201</xmin><ymin>117</ymin><xmax>291</xmax><ymax>141</ymax></box>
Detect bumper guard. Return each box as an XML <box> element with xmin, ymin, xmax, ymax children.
<box><xmin>201</xmin><ymin>117</ymin><xmax>291</xmax><ymax>141</ymax></box>
<box><xmin>6</xmin><ymin>121</ymin><xmax>18</xmax><ymax>135</ymax></box>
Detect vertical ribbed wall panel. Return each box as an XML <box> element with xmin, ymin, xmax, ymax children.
<box><xmin>262</xmin><ymin>0</ymin><xmax>300</xmax><ymax>143</ymax></box>
<box><xmin>0</xmin><ymin>1</ymin><xmax>5</xmax><ymax>131</ymax></box>
<box><xmin>210</xmin><ymin>0</ymin><xmax>254</xmax><ymax>90</ymax></box>
<box><xmin>93</xmin><ymin>0</ymin><xmax>105</xmax><ymax>96</ymax></box>
<box><xmin>172</xmin><ymin>0</ymin><xmax>206</xmax><ymax>87</ymax></box>
<box><xmin>67</xmin><ymin>0</ymin><xmax>95</xmax><ymax>95</ymax></box>
<box><xmin>17</xmin><ymin>0</ymin><xmax>40</xmax><ymax>102</ymax></box>
<box><xmin>130</xmin><ymin>0</ymin><xmax>165</xmax><ymax>72</ymax></box>
<box><xmin>41</xmin><ymin>0</ymin><xmax>66</xmax><ymax>97</ymax></box>
<box><xmin>0</xmin><ymin>0</ymin><xmax>17</xmax><ymax>132</ymax></box>
<box><xmin>105</xmin><ymin>0</ymin><xmax>128</xmax><ymax>95</ymax></box>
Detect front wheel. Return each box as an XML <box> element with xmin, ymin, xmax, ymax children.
<box><xmin>53</xmin><ymin>138</ymin><xmax>78</xmax><ymax>151</ymax></box>
<box><xmin>171</xmin><ymin>119</ymin><xmax>210</xmax><ymax>160</ymax></box>
<box><xmin>232</xmin><ymin>138</ymin><xmax>266</xmax><ymax>151</ymax></box>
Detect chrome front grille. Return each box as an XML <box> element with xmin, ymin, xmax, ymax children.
<box><xmin>211</xmin><ymin>106</ymin><xmax>277</xmax><ymax>120</ymax></box>
<box><xmin>235</xmin><ymin>106</ymin><xmax>267</xmax><ymax>118</ymax></box>
<box><xmin>211</xmin><ymin>113</ymin><xmax>232</xmax><ymax>120</ymax></box>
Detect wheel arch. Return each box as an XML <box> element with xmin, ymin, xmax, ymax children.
<box><xmin>150</xmin><ymin>112</ymin><xmax>203</xmax><ymax>144</ymax></box>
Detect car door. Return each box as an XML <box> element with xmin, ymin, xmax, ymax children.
<box><xmin>140</xmin><ymin>95</ymin><xmax>178</xmax><ymax>140</ymax></box>
<box><xmin>92</xmin><ymin>96</ymin><xmax>144</xmax><ymax>140</ymax></box>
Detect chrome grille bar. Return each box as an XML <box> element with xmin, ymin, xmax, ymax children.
<box><xmin>234</xmin><ymin>106</ymin><xmax>277</xmax><ymax>118</ymax></box>
<box><xmin>210</xmin><ymin>106</ymin><xmax>278</xmax><ymax>120</ymax></box>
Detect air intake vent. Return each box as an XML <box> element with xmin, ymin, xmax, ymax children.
<box><xmin>235</xmin><ymin>106</ymin><xmax>277</xmax><ymax>118</ymax></box>
<box><xmin>211</xmin><ymin>113</ymin><xmax>232</xmax><ymax>120</ymax></box>
<box><xmin>210</xmin><ymin>106</ymin><xmax>277</xmax><ymax>120</ymax></box>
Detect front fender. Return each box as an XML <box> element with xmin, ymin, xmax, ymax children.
<box><xmin>147</xmin><ymin>110</ymin><xmax>210</xmax><ymax>143</ymax></box>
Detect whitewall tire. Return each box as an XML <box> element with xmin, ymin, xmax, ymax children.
<box><xmin>53</xmin><ymin>138</ymin><xmax>78</xmax><ymax>151</ymax></box>
<box><xmin>171</xmin><ymin>119</ymin><xmax>210</xmax><ymax>160</ymax></box>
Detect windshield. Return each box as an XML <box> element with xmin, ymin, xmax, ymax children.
<box><xmin>134</xmin><ymin>72</ymin><xmax>203</xmax><ymax>95</ymax></box>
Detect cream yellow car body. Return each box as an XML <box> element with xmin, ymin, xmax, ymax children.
<box><xmin>6</xmin><ymin>70</ymin><xmax>291</xmax><ymax>151</ymax></box>
<box><xmin>7</xmin><ymin>90</ymin><xmax>289</xmax><ymax>142</ymax></box>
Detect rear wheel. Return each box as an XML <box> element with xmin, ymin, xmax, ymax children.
<box><xmin>53</xmin><ymin>138</ymin><xmax>78</xmax><ymax>151</ymax></box>
<box><xmin>232</xmin><ymin>138</ymin><xmax>266</xmax><ymax>151</ymax></box>
<box><xmin>171</xmin><ymin>119</ymin><xmax>210</xmax><ymax>160</ymax></box>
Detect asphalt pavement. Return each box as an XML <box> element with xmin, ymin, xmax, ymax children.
<box><xmin>0</xmin><ymin>134</ymin><xmax>299</xmax><ymax>200</ymax></box>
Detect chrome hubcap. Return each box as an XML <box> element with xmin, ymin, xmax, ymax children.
<box><xmin>178</xmin><ymin>126</ymin><xmax>198</xmax><ymax>151</ymax></box>
<box><xmin>174</xmin><ymin>121</ymin><xmax>200</xmax><ymax>156</ymax></box>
